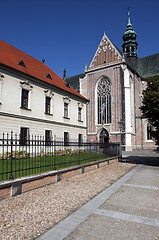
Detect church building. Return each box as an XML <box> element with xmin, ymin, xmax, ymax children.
<box><xmin>66</xmin><ymin>11</ymin><xmax>159</xmax><ymax>150</ymax></box>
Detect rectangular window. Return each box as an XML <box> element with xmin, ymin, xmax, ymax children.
<box><xmin>64</xmin><ymin>103</ymin><xmax>68</xmax><ymax>118</ymax></box>
<box><xmin>64</xmin><ymin>132</ymin><xmax>69</xmax><ymax>146</ymax></box>
<box><xmin>20</xmin><ymin>127</ymin><xmax>29</xmax><ymax>146</ymax></box>
<box><xmin>45</xmin><ymin>130</ymin><xmax>52</xmax><ymax>146</ymax></box>
<box><xmin>147</xmin><ymin>123</ymin><xmax>153</xmax><ymax>140</ymax></box>
<box><xmin>21</xmin><ymin>89</ymin><xmax>29</xmax><ymax>109</ymax></box>
<box><xmin>78</xmin><ymin>134</ymin><xmax>83</xmax><ymax>146</ymax></box>
<box><xmin>45</xmin><ymin>96</ymin><xmax>51</xmax><ymax>114</ymax></box>
<box><xmin>78</xmin><ymin>107</ymin><xmax>82</xmax><ymax>121</ymax></box>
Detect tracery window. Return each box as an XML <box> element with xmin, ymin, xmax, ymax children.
<box><xmin>97</xmin><ymin>77</ymin><xmax>111</xmax><ymax>124</ymax></box>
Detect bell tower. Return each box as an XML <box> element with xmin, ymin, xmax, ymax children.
<box><xmin>122</xmin><ymin>9</ymin><xmax>138</xmax><ymax>58</ymax></box>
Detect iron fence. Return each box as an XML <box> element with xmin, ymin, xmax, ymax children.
<box><xmin>0</xmin><ymin>132</ymin><xmax>119</xmax><ymax>181</ymax></box>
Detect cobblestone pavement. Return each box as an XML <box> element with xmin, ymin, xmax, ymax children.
<box><xmin>37</xmin><ymin>158</ymin><xmax>159</xmax><ymax>240</ymax></box>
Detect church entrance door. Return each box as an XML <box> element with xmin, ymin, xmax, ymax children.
<box><xmin>99</xmin><ymin>129</ymin><xmax>109</xmax><ymax>143</ymax></box>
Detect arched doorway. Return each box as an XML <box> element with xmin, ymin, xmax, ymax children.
<box><xmin>99</xmin><ymin>128</ymin><xmax>109</xmax><ymax>143</ymax></box>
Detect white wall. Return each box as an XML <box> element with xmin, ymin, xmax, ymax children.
<box><xmin>0</xmin><ymin>69</ymin><xmax>87</xmax><ymax>141</ymax></box>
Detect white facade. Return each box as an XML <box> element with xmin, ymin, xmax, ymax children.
<box><xmin>0</xmin><ymin>68</ymin><xmax>87</xmax><ymax>142</ymax></box>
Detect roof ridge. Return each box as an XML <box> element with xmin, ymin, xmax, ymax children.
<box><xmin>139</xmin><ymin>53</ymin><xmax>159</xmax><ymax>60</ymax></box>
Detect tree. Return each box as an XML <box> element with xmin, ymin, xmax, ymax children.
<box><xmin>140</xmin><ymin>75</ymin><xmax>159</xmax><ymax>145</ymax></box>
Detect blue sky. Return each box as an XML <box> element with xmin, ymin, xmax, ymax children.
<box><xmin>1</xmin><ymin>0</ymin><xmax>159</xmax><ymax>78</ymax></box>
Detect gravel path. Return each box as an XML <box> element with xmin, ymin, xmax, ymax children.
<box><xmin>0</xmin><ymin>162</ymin><xmax>135</xmax><ymax>240</ymax></box>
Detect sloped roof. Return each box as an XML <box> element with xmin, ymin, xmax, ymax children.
<box><xmin>0</xmin><ymin>40</ymin><xmax>87</xmax><ymax>101</ymax></box>
<box><xmin>125</xmin><ymin>53</ymin><xmax>159</xmax><ymax>78</ymax></box>
<box><xmin>65</xmin><ymin>73</ymin><xmax>85</xmax><ymax>92</ymax></box>
<box><xmin>137</xmin><ymin>53</ymin><xmax>159</xmax><ymax>78</ymax></box>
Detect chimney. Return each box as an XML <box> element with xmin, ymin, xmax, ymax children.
<box><xmin>63</xmin><ymin>68</ymin><xmax>66</xmax><ymax>79</ymax></box>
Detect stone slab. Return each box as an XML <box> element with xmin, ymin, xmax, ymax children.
<box><xmin>99</xmin><ymin>185</ymin><xmax>159</xmax><ymax>219</ymax></box>
<box><xmin>94</xmin><ymin>209</ymin><xmax>159</xmax><ymax>227</ymax></box>
<box><xmin>126</xmin><ymin>172</ymin><xmax>159</xmax><ymax>188</ymax></box>
<box><xmin>137</xmin><ymin>165</ymin><xmax>159</xmax><ymax>175</ymax></box>
<box><xmin>64</xmin><ymin>214</ymin><xmax>159</xmax><ymax>240</ymax></box>
<box><xmin>37</xmin><ymin>165</ymin><xmax>142</xmax><ymax>240</ymax></box>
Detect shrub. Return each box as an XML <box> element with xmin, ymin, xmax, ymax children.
<box><xmin>1</xmin><ymin>151</ymin><xmax>30</xmax><ymax>160</ymax></box>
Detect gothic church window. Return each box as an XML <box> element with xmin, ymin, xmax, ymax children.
<box><xmin>97</xmin><ymin>77</ymin><xmax>111</xmax><ymax>124</ymax></box>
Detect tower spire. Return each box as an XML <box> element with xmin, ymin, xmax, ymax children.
<box><xmin>128</xmin><ymin>7</ymin><xmax>131</xmax><ymax>25</ymax></box>
<box><xmin>122</xmin><ymin>8</ymin><xmax>138</xmax><ymax>58</ymax></box>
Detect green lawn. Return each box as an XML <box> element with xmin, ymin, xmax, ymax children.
<box><xmin>0</xmin><ymin>153</ymin><xmax>107</xmax><ymax>181</ymax></box>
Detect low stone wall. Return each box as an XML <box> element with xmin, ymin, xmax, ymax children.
<box><xmin>0</xmin><ymin>157</ymin><xmax>118</xmax><ymax>200</ymax></box>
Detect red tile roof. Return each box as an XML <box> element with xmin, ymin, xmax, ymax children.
<box><xmin>0</xmin><ymin>40</ymin><xmax>87</xmax><ymax>100</ymax></box>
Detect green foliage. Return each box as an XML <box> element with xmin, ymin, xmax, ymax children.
<box><xmin>1</xmin><ymin>151</ymin><xmax>29</xmax><ymax>160</ymax></box>
<box><xmin>54</xmin><ymin>148</ymin><xmax>86</xmax><ymax>156</ymax></box>
<box><xmin>141</xmin><ymin>75</ymin><xmax>159</xmax><ymax>145</ymax></box>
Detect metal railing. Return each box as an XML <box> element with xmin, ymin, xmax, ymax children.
<box><xmin>0</xmin><ymin>132</ymin><xmax>119</xmax><ymax>181</ymax></box>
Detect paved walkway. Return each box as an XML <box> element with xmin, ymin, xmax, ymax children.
<box><xmin>37</xmin><ymin>151</ymin><xmax>159</xmax><ymax>240</ymax></box>
<box><xmin>122</xmin><ymin>149</ymin><xmax>159</xmax><ymax>166</ymax></box>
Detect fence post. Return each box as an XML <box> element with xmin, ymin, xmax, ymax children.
<box><xmin>10</xmin><ymin>131</ymin><xmax>13</xmax><ymax>179</ymax></box>
<box><xmin>78</xmin><ymin>140</ymin><xmax>80</xmax><ymax>165</ymax></box>
<box><xmin>54</xmin><ymin>135</ymin><xmax>56</xmax><ymax>170</ymax></box>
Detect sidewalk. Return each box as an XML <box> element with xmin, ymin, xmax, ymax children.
<box><xmin>37</xmin><ymin>162</ymin><xmax>159</xmax><ymax>240</ymax></box>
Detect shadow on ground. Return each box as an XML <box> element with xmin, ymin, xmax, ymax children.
<box><xmin>122</xmin><ymin>149</ymin><xmax>159</xmax><ymax>166</ymax></box>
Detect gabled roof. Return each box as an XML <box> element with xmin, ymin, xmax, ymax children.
<box><xmin>0</xmin><ymin>40</ymin><xmax>87</xmax><ymax>101</ymax></box>
<box><xmin>89</xmin><ymin>33</ymin><xmax>123</xmax><ymax>68</ymax></box>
